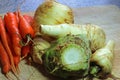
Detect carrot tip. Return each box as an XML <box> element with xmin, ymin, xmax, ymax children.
<box><xmin>5</xmin><ymin>73</ymin><xmax>13</xmax><ymax>80</ymax></box>
<box><xmin>16</xmin><ymin>66</ymin><xmax>20</xmax><ymax>75</ymax></box>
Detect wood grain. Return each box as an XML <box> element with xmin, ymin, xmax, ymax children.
<box><xmin>0</xmin><ymin>5</ymin><xmax>120</xmax><ymax>80</ymax></box>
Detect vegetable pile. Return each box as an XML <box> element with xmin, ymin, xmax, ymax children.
<box><xmin>0</xmin><ymin>0</ymin><xmax>119</xmax><ymax>80</ymax></box>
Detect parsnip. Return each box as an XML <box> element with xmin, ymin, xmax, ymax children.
<box><xmin>40</xmin><ymin>24</ymin><xmax>106</xmax><ymax>52</ymax></box>
<box><xmin>90</xmin><ymin>40</ymin><xmax>115</xmax><ymax>79</ymax></box>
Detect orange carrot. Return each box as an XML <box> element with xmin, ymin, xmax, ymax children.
<box><xmin>23</xmin><ymin>14</ymin><xmax>33</xmax><ymax>26</ymax></box>
<box><xmin>0</xmin><ymin>16</ymin><xmax>16</xmax><ymax>74</ymax></box>
<box><xmin>18</xmin><ymin>12</ymin><xmax>34</xmax><ymax>45</ymax></box>
<box><xmin>7</xmin><ymin>32</ymin><xmax>20</xmax><ymax>70</ymax></box>
<box><xmin>4</xmin><ymin>12</ymin><xmax>22</xmax><ymax>56</ymax></box>
<box><xmin>0</xmin><ymin>40</ymin><xmax>11</xmax><ymax>74</ymax></box>
<box><xmin>14</xmin><ymin>11</ymin><xmax>19</xmax><ymax>24</ymax></box>
<box><xmin>21</xmin><ymin>45</ymin><xmax>30</xmax><ymax>59</ymax></box>
<box><xmin>13</xmin><ymin>55</ymin><xmax>20</xmax><ymax>74</ymax></box>
<box><xmin>13</xmin><ymin>55</ymin><xmax>20</xmax><ymax>68</ymax></box>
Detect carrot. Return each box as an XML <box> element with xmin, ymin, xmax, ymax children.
<box><xmin>0</xmin><ymin>40</ymin><xmax>11</xmax><ymax>74</ymax></box>
<box><xmin>0</xmin><ymin>40</ymin><xmax>13</xmax><ymax>79</ymax></box>
<box><xmin>12</xmin><ymin>34</ymin><xmax>22</xmax><ymax>56</ymax></box>
<box><xmin>4</xmin><ymin>13</ymin><xmax>19</xmax><ymax>33</ymax></box>
<box><xmin>13</xmin><ymin>55</ymin><xmax>20</xmax><ymax>74</ymax></box>
<box><xmin>4</xmin><ymin>12</ymin><xmax>22</xmax><ymax>77</ymax></box>
<box><xmin>14</xmin><ymin>11</ymin><xmax>19</xmax><ymax>24</ymax></box>
<box><xmin>18</xmin><ymin>12</ymin><xmax>35</xmax><ymax>45</ymax></box>
<box><xmin>23</xmin><ymin>14</ymin><xmax>34</xmax><ymax>26</ymax></box>
<box><xmin>13</xmin><ymin>55</ymin><xmax>20</xmax><ymax>68</ymax></box>
<box><xmin>0</xmin><ymin>16</ymin><xmax>16</xmax><ymax>74</ymax></box>
<box><xmin>6</xmin><ymin>33</ymin><xmax>20</xmax><ymax>74</ymax></box>
<box><xmin>4</xmin><ymin>12</ymin><xmax>22</xmax><ymax>56</ymax></box>
<box><xmin>21</xmin><ymin>45</ymin><xmax>30</xmax><ymax>59</ymax></box>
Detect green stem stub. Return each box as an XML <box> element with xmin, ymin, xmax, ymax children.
<box><xmin>43</xmin><ymin>34</ymin><xmax>91</xmax><ymax>78</ymax></box>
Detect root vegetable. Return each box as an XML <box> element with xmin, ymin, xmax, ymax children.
<box><xmin>43</xmin><ymin>34</ymin><xmax>91</xmax><ymax>79</ymax></box>
<box><xmin>32</xmin><ymin>35</ymin><xmax>50</xmax><ymax>64</ymax></box>
<box><xmin>89</xmin><ymin>40</ymin><xmax>117</xmax><ymax>79</ymax></box>
<box><xmin>18</xmin><ymin>12</ymin><xmax>35</xmax><ymax>45</ymax></box>
<box><xmin>4</xmin><ymin>12</ymin><xmax>22</xmax><ymax>56</ymax></box>
<box><xmin>0</xmin><ymin>16</ymin><xmax>16</xmax><ymax>74</ymax></box>
<box><xmin>21</xmin><ymin>45</ymin><xmax>30</xmax><ymax>59</ymax></box>
<box><xmin>34</xmin><ymin>0</ymin><xmax>74</xmax><ymax>35</ymax></box>
<box><xmin>23</xmin><ymin>14</ymin><xmax>34</xmax><ymax>26</ymax></box>
<box><xmin>7</xmin><ymin>31</ymin><xmax>20</xmax><ymax>74</ymax></box>
<box><xmin>0</xmin><ymin>40</ymin><xmax>11</xmax><ymax>74</ymax></box>
<box><xmin>40</xmin><ymin>24</ymin><xmax>106</xmax><ymax>52</ymax></box>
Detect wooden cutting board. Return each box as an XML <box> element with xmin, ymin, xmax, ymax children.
<box><xmin>0</xmin><ymin>5</ymin><xmax>120</xmax><ymax>80</ymax></box>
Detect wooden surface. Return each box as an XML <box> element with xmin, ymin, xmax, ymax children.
<box><xmin>0</xmin><ymin>5</ymin><xmax>120</xmax><ymax>80</ymax></box>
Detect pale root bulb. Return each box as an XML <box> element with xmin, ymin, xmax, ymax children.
<box><xmin>90</xmin><ymin>40</ymin><xmax>115</xmax><ymax>78</ymax></box>
<box><xmin>34</xmin><ymin>0</ymin><xmax>74</xmax><ymax>35</ymax></box>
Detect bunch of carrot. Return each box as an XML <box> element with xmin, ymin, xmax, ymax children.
<box><xmin>0</xmin><ymin>11</ymin><xmax>34</xmax><ymax>79</ymax></box>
